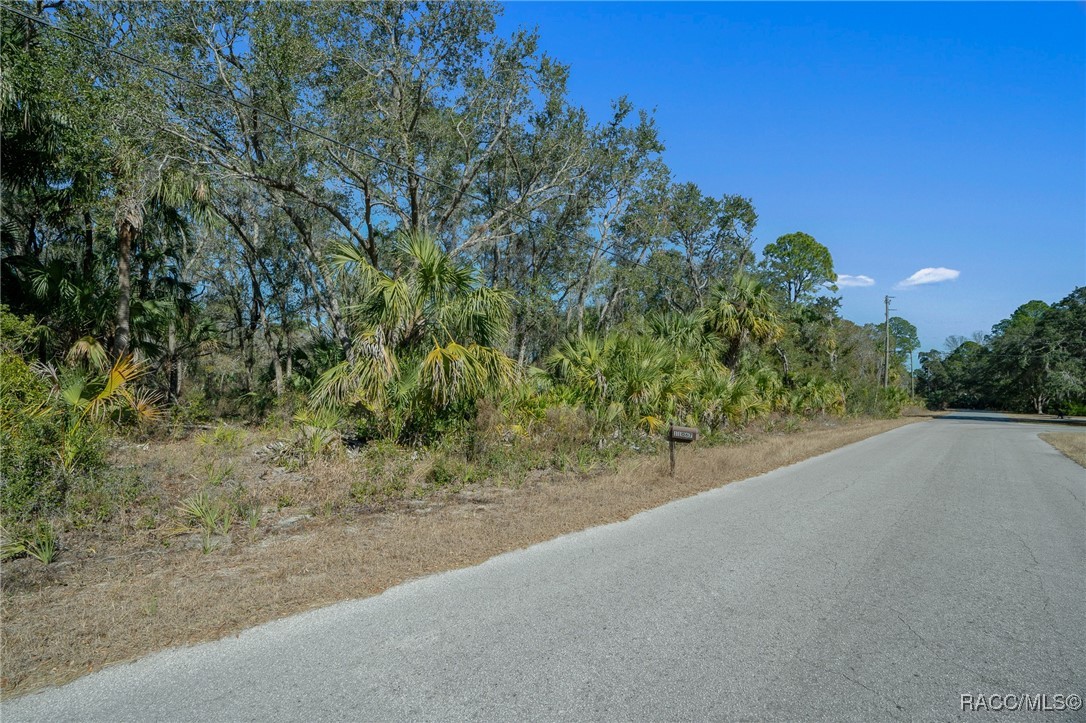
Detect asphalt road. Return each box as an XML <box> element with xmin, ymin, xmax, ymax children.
<box><xmin>6</xmin><ymin>412</ymin><xmax>1085</xmax><ymax>722</ymax></box>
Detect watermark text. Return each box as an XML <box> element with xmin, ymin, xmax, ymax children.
<box><xmin>961</xmin><ymin>693</ymin><xmax>1082</xmax><ymax>713</ymax></box>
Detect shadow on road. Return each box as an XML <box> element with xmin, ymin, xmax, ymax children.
<box><xmin>935</xmin><ymin>411</ymin><xmax>1086</xmax><ymax>427</ymax></box>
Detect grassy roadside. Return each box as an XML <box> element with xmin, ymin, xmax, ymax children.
<box><xmin>1039</xmin><ymin>432</ymin><xmax>1086</xmax><ymax>468</ymax></box>
<box><xmin>1</xmin><ymin>413</ymin><xmax>929</xmax><ymax>697</ymax></box>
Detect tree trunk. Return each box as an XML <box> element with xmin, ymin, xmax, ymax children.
<box><xmin>271</xmin><ymin>350</ymin><xmax>284</xmax><ymax>397</ymax></box>
<box><xmin>776</xmin><ymin>346</ymin><xmax>790</xmax><ymax>375</ymax></box>
<box><xmin>259</xmin><ymin>302</ymin><xmax>284</xmax><ymax>398</ymax></box>
<box><xmin>113</xmin><ymin>216</ymin><xmax>136</xmax><ymax>356</ymax></box>
<box><xmin>167</xmin><ymin>318</ymin><xmax>180</xmax><ymax>403</ymax></box>
<box><xmin>26</xmin><ymin>214</ymin><xmax>38</xmax><ymax>258</ymax></box>
<box><xmin>82</xmin><ymin>211</ymin><xmax>94</xmax><ymax>276</ymax></box>
<box><xmin>282</xmin><ymin>207</ymin><xmax>355</xmax><ymax>363</ymax></box>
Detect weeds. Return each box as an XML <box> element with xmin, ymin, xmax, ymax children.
<box><xmin>200</xmin><ymin>459</ymin><xmax>236</xmax><ymax>486</ymax></box>
<box><xmin>176</xmin><ymin>491</ymin><xmax>220</xmax><ymax>532</ymax></box>
<box><xmin>175</xmin><ymin>492</ymin><xmax>237</xmax><ymax>552</ymax></box>
<box><xmin>194</xmin><ymin>423</ymin><xmax>245</xmax><ymax>452</ymax></box>
<box><xmin>244</xmin><ymin>504</ymin><xmax>261</xmax><ymax>531</ymax></box>
<box><xmin>1</xmin><ymin>525</ymin><xmax>26</xmax><ymax>561</ymax></box>
<box><xmin>25</xmin><ymin>521</ymin><xmax>58</xmax><ymax>564</ymax></box>
<box><xmin>1</xmin><ymin>521</ymin><xmax>59</xmax><ymax>564</ymax></box>
<box><xmin>67</xmin><ymin>469</ymin><xmax>145</xmax><ymax>527</ymax></box>
<box><xmin>422</xmin><ymin>456</ymin><xmax>479</xmax><ymax>495</ymax></box>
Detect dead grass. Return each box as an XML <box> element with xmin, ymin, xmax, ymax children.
<box><xmin>1040</xmin><ymin>432</ymin><xmax>1086</xmax><ymax>468</ymax></box>
<box><xmin>1</xmin><ymin>415</ymin><xmax>924</xmax><ymax>697</ymax></box>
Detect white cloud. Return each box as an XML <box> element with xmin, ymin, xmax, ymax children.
<box><xmin>896</xmin><ymin>267</ymin><xmax>960</xmax><ymax>289</ymax></box>
<box><xmin>837</xmin><ymin>274</ymin><xmax>875</xmax><ymax>287</ymax></box>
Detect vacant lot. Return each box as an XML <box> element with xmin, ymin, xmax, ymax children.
<box><xmin>1</xmin><ymin>414</ymin><xmax>927</xmax><ymax>697</ymax></box>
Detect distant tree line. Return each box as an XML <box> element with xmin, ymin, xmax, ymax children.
<box><xmin>917</xmin><ymin>288</ymin><xmax>1086</xmax><ymax>414</ymax></box>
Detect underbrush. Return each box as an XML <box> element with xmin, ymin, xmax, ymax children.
<box><xmin>3</xmin><ymin>356</ymin><xmax>886</xmax><ymax>571</ymax></box>
<box><xmin>845</xmin><ymin>385</ymin><xmax>912</xmax><ymax>418</ymax></box>
<box><xmin>1</xmin><ymin>396</ymin><xmax>818</xmax><ymax>568</ymax></box>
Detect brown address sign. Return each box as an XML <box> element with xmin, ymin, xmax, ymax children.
<box><xmin>668</xmin><ymin>425</ymin><xmax>698</xmax><ymax>443</ymax></box>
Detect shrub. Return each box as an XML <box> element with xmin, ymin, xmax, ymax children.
<box><xmin>0</xmin><ymin>307</ymin><xmax>110</xmax><ymax>528</ymax></box>
<box><xmin>845</xmin><ymin>383</ymin><xmax>910</xmax><ymax>418</ymax></box>
<box><xmin>423</xmin><ymin>455</ymin><xmax>480</xmax><ymax>493</ymax></box>
<box><xmin>1</xmin><ymin>313</ymin><xmax>70</xmax><ymax>522</ymax></box>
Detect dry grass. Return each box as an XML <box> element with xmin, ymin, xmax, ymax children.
<box><xmin>1040</xmin><ymin>432</ymin><xmax>1086</xmax><ymax>468</ymax></box>
<box><xmin>1</xmin><ymin>415</ymin><xmax>924</xmax><ymax>697</ymax></box>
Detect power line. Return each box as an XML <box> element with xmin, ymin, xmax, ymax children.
<box><xmin>0</xmin><ymin>2</ymin><xmax>666</xmax><ymax>278</ymax></box>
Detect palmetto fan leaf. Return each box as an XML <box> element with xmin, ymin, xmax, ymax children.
<box><xmin>546</xmin><ymin>334</ymin><xmax>612</xmax><ymax>402</ymax></box>
<box><xmin>421</xmin><ymin>341</ymin><xmax>517</xmax><ymax>409</ymax></box>
<box><xmin>311</xmin><ymin>356</ymin><xmax>394</xmax><ymax>413</ymax></box>
<box><xmin>66</xmin><ymin>336</ymin><xmax>110</xmax><ymax>372</ymax></box>
<box><xmin>704</xmin><ymin>273</ymin><xmax>784</xmax><ymax>366</ymax></box>
<box><xmin>317</xmin><ymin>232</ymin><xmax>516</xmax><ymax>436</ymax></box>
<box><xmin>444</xmin><ymin>286</ymin><xmax>513</xmax><ymax>348</ymax></box>
<box><xmin>34</xmin><ymin>353</ymin><xmax>159</xmax><ymax>425</ymax></box>
<box><xmin>644</xmin><ymin>310</ymin><xmax>726</xmax><ymax>364</ymax></box>
<box><xmin>85</xmin><ymin>354</ymin><xmax>148</xmax><ymax>421</ymax></box>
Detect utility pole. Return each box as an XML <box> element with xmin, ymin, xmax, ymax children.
<box><xmin>883</xmin><ymin>295</ymin><xmax>893</xmax><ymax>389</ymax></box>
<box><xmin>909</xmin><ymin>351</ymin><xmax>915</xmax><ymax>397</ymax></box>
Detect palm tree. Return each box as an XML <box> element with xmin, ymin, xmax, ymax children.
<box><xmin>703</xmin><ymin>273</ymin><xmax>784</xmax><ymax>368</ymax></box>
<box><xmin>312</xmin><ymin>232</ymin><xmax>516</xmax><ymax>440</ymax></box>
<box><xmin>111</xmin><ymin>164</ymin><xmax>212</xmax><ymax>357</ymax></box>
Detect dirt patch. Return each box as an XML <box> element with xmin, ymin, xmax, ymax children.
<box><xmin>1040</xmin><ymin>432</ymin><xmax>1086</xmax><ymax>468</ymax></box>
<box><xmin>1</xmin><ymin>415</ymin><xmax>924</xmax><ymax>697</ymax></box>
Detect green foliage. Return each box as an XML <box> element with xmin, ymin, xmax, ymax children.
<box><xmin>845</xmin><ymin>385</ymin><xmax>909</xmax><ymax>418</ymax></box>
<box><xmin>422</xmin><ymin>456</ymin><xmax>480</xmax><ymax>494</ymax></box>
<box><xmin>25</xmin><ymin>520</ymin><xmax>58</xmax><ymax>564</ymax></box>
<box><xmin>195</xmin><ymin>423</ymin><xmax>245</xmax><ymax>451</ymax></box>
<box><xmin>887</xmin><ymin>317</ymin><xmax>920</xmax><ymax>359</ymax></box>
<box><xmin>0</xmin><ymin>307</ymin><xmax>161</xmax><ymax>536</ymax></box>
<box><xmin>200</xmin><ymin>459</ymin><xmax>236</xmax><ymax>487</ymax></box>
<box><xmin>175</xmin><ymin>490</ymin><xmax>242</xmax><ymax>552</ymax></box>
<box><xmin>703</xmin><ymin>274</ymin><xmax>785</xmax><ymax>367</ymax></box>
<box><xmin>314</xmin><ymin>232</ymin><xmax>517</xmax><ymax>443</ymax></box>
<box><xmin>0</xmin><ymin>519</ymin><xmax>59</xmax><ymax>564</ymax></box>
<box><xmin>1</xmin><ymin>525</ymin><xmax>26</xmax><ymax>561</ymax></box>
<box><xmin>761</xmin><ymin>232</ymin><xmax>836</xmax><ymax>304</ymax></box>
<box><xmin>1</xmin><ymin>308</ymin><xmax>88</xmax><ymax>522</ymax></box>
<box><xmin>66</xmin><ymin>469</ymin><xmax>144</xmax><ymax>527</ymax></box>
<box><xmin>786</xmin><ymin>377</ymin><xmax>847</xmax><ymax>417</ymax></box>
<box><xmin>545</xmin><ymin>303</ymin><xmax>803</xmax><ymax>436</ymax></box>
<box><xmin>918</xmin><ymin>288</ymin><xmax>1085</xmax><ymax>413</ymax></box>
<box><xmin>349</xmin><ymin>440</ymin><xmax>418</xmax><ymax>503</ymax></box>
<box><xmin>2</xmin><ymin>4</ymin><xmax>912</xmax><ymax>511</ymax></box>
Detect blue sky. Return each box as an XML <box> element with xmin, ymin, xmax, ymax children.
<box><xmin>496</xmin><ymin>2</ymin><xmax>1085</xmax><ymax>351</ymax></box>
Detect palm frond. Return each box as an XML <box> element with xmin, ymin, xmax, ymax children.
<box><xmin>66</xmin><ymin>336</ymin><xmax>110</xmax><ymax>372</ymax></box>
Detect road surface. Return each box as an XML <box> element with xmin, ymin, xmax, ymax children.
<box><xmin>6</xmin><ymin>412</ymin><xmax>1085</xmax><ymax>721</ymax></box>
